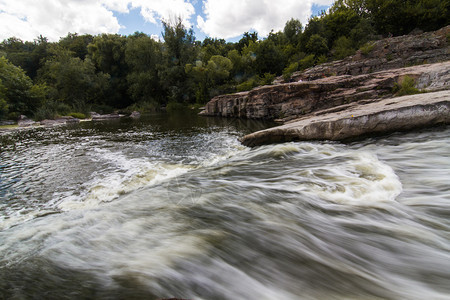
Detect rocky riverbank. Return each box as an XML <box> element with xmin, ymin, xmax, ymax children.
<box><xmin>200</xmin><ymin>26</ymin><xmax>450</xmax><ymax>146</ymax></box>
<box><xmin>0</xmin><ymin>111</ymin><xmax>140</xmax><ymax>133</ymax></box>
<box><xmin>240</xmin><ymin>90</ymin><xmax>449</xmax><ymax>146</ymax></box>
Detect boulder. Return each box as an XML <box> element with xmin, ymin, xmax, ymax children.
<box><xmin>130</xmin><ymin>111</ymin><xmax>141</xmax><ymax>119</ymax></box>
<box><xmin>17</xmin><ymin>115</ymin><xmax>37</xmax><ymax>127</ymax></box>
<box><xmin>91</xmin><ymin>113</ymin><xmax>122</xmax><ymax>121</ymax></box>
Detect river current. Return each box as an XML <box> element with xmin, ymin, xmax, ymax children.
<box><xmin>1</xmin><ymin>111</ymin><xmax>449</xmax><ymax>299</ymax></box>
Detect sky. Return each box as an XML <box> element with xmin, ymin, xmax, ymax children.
<box><xmin>0</xmin><ymin>0</ymin><xmax>333</xmax><ymax>43</ymax></box>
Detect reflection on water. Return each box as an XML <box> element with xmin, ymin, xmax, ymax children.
<box><xmin>0</xmin><ymin>112</ymin><xmax>449</xmax><ymax>299</ymax></box>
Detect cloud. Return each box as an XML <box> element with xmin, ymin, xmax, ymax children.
<box><xmin>0</xmin><ymin>0</ymin><xmax>196</xmax><ymax>42</ymax></box>
<box><xmin>0</xmin><ymin>0</ymin><xmax>121</xmax><ymax>41</ymax></box>
<box><xmin>197</xmin><ymin>0</ymin><xmax>335</xmax><ymax>39</ymax></box>
<box><xmin>131</xmin><ymin>0</ymin><xmax>195</xmax><ymax>27</ymax></box>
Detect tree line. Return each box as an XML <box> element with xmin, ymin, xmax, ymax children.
<box><xmin>0</xmin><ymin>0</ymin><xmax>448</xmax><ymax>121</ymax></box>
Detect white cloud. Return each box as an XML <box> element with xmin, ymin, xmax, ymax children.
<box><xmin>131</xmin><ymin>0</ymin><xmax>195</xmax><ymax>27</ymax></box>
<box><xmin>0</xmin><ymin>0</ymin><xmax>121</xmax><ymax>41</ymax></box>
<box><xmin>0</xmin><ymin>0</ymin><xmax>196</xmax><ymax>42</ymax></box>
<box><xmin>197</xmin><ymin>0</ymin><xmax>335</xmax><ymax>39</ymax></box>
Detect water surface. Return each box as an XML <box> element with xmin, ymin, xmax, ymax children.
<box><xmin>1</xmin><ymin>112</ymin><xmax>449</xmax><ymax>299</ymax></box>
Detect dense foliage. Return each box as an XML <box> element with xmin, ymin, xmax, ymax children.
<box><xmin>0</xmin><ymin>0</ymin><xmax>448</xmax><ymax>120</ymax></box>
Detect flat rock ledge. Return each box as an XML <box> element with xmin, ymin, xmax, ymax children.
<box><xmin>240</xmin><ymin>90</ymin><xmax>450</xmax><ymax>147</ymax></box>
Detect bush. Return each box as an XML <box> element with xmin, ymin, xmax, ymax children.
<box><xmin>125</xmin><ymin>100</ymin><xmax>159</xmax><ymax>113</ymax></box>
<box><xmin>33</xmin><ymin>100</ymin><xmax>73</xmax><ymax>121</ymax></box>
<box><xmin>260</xmin><ymin>73</ymin><xmax>276</xmax><ymax>85</ymax></box>
<box><xmin>90</xmin><ymin>104</ymin><xmax>114</xmax><ymax>114</ymax></box>
<box><xmin>0</xmin><ymin>98</ymin><xmax>8</xmax><ymax>120</ymax></box>
<box><xmin>166</xmin><ymin>101</ymin><xmax>186</xmax><ymax>112</ymax></box>
<box><xmin>68</xmin><ymin>112</ymin><xmax>87</xmax><ymax>119</ymax></box>
<box><xmin>236</xmin><ymin>77</ymin><xmax>258</xmax><ymax>92</ymax></box>
<box><xmin>34</xmin><ymin>105</ymin><xmax>58</xmax><ymax>121</ymax></box>
<box><xmin>393</xmin><ymin>76</ymin><xmax>421</xmax><ymax>96</ymax></box>
<box><xmin>359</xmin><ymin>42</ymin><xmax>375</xmax><ymax>56</ymax></box>
<box><xmin>298</xmin><ymin>54</ymin><xmax>315</xmax><ymax>70</ymax></box>
<box><xmin>333</xmin><ymin>36</ymin><xmax>356</xmax><ymax>60</ymax></box>
<box><xmin>283</xmin><ymin>62</ymin><xmax>299</xmax><ymax>81</ymax></box>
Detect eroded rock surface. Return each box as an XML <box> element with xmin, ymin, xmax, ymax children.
<box><xmin>240</xmin><ymin>91</ymin><xmax>450</xmax><ymax>147</ymax></box>
<box><xmin>200</xmin><ymin>26</ymin><xmax>450</xmax><ymax>146</ymax></box>
<box><xmin>200</xmin><ymin>61</ymin><xmax>450</xmax><ymax>121</ymax></box>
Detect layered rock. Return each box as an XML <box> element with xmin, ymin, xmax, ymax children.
<box><xmin>200</xmin><ymin>26</ymin><xmax>450</xmax><ymax>147</ymax></box>
<box><xmin>200</xmin><ymin>61</ymin><xmax>450</xmax><ymax>121</ymax></box>
<box><xmin>278</xmin><ymin>25</ymin><xmax>450</xmax><ymax>82</ymax></box>
<box><xmin>240</xmin><ymin>91</ymin><xmax>450</xmax><ymax>147</ymax></box>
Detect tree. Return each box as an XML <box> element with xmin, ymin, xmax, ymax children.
<box><xmin>125</xmin><ymin>34</ymin><xmax>163</xmax><ymax>104</ymax></box>
<box><xmin>206</xmin><ymin>55</ymin><xmax>233</xmax><ymax>85</ymax></box>
<box><xmin>0</xmin><ymin>79</ymin><xmax>9</xmax><ymax>119</ymax></box>
<box><xmin>306</xmin><ymin>34</ymin><xmax>329</xmax><ymax>57</ymax></box>
<box><xmin>38</xmin><ymin>46</ymin><xmax>109</xmax><ymax>111</ymax></box>
<box><xmin>0</xmin><ymin>57</ymin><xmax>46</xmax><ymax>118</ymax></box>
<box><xmin>59</xmin><ymin>33</ymin><xmax>94</xmax><ymax>60</ymax></box>
<box><xmin>332</xmin><ymin>36</ymin><xmax>355</xmax><ymax>59</ymax></box>
<box><xmin>300</xmin><ymin>16</ymin><xmax>326</xmax><ymax>52</ymax></box>
<box><xmin>284</xmin><ymin>19</ymin><xmax>303</xmax><ymax>46</ymax></box>
<box><xmin>160</xmin><ymin>19</ymin><xmax>197</xmax><ymax>103</ymax></box>
<box><xmin>254</xmin><ymin>39</ymin><xmax>287</xmax><ymax>75</ymax></box>
<box><xmin>236</xmin><ymin>32</ymin><xmax>258</xmax><ymax>53</ymax></box>
<box><xmin>88</xmin><ymin>34</ymin><xmax>129</xmax><ymax>107</ymax></box>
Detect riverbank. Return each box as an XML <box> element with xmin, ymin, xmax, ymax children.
<box><xmin>240</xmin><ymin>90</ymin><xmax>449</xmax><ymax>146</ymax></box>
<box><xmin>200</xmin><ymin>26</ymin><xmax>450</xmax><ymax>147</ymax></box>
<box><xmin>0</xmin><ymin>112</ymin><xmax>140</xmax><ymax>134</ymax></box>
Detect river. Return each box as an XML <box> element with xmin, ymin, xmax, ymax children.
<box><xmin>1</xmin><ymin>111</ymin><xmax>449</xmax><ymax>299</ymax></box>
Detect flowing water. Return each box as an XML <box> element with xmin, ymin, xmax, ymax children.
<box><xmin>1</xmin><ymin>111</ymin><xmax>449</xmax><ymax>299</ymax></box>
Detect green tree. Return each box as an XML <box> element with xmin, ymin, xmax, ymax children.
<box><xmin>59</xmin><ymin>33</ymin><xmax>94</xmax><ymax>60</ymax></box>
<box><xmin>0</xmin><ymin>57</ymin><xmax>46</xmax><ymax>118</ymax></box>
<box><xmin>254</xmin><ymin>39</ymin><xmax>287</xmax><ymax>75</ymax></box>
<box><xmin>125</xmin><ymin>34</ymin><xmax>163</xmax><ymax>104</ymax></box>
<box><xmin>284</xmin><ymin>18</ymin><xmax>303</xmax><ymax>46</ymax></box>
<box><xmin>88</xmin><ymin>34</ymin><xmax>129</xmax><ymax>108</ymax></box>
<box><xmin>348</xmin><ymin>0</ymin><xmax>450</xmax><ymax>36</ymax></box>
<box><xmin>206</xmin><ymin>55</ymin><xmax>233</xmax><ymax>85</ymax></box>
<box><xmin>306</xmin><ymin>34</ymin><xmax>329</xmax><ymax>57</ymax></box>
<box><xmin>332</xmin><ymin>36</ymin><xmax>355</xmax><ymax>59</ymax></box>
<box><xmin>236</xmin><ymin>32</ymin><xmax>258</xmax><ymax>53</ymax></box>
<box><xmin>160</xmin><ymin>19</ymin><xmax>197</xmax><ymax>103</ymax></box>
<box><xmin>0</xmin><ymin>79</ymin><xmax>8</xmax><ymax>119</ymax></box>
<box><xmin>38</xmin><ymin>46</ymin><xmax>109</xmax><ymax>112</ymax></box>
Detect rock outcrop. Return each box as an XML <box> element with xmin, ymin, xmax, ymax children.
<box><xmin>91</xmin><ymin>112</ymin><xmax>122</xmax><ymax>121</ymax></box>
<box><xmin>200</xmin><ymin>26</ymin><xmax>450</xmax><ymax>146</ymax></box>
<box><xmin>200</xmin><ymin>61</ymin><xmax>450</xmax><ymax>121</ymax></box>
<box><xmin>40</xmin><ymin>116</ymin><xmax>80</xmax><ymax>127</ymax></box>
<box><xmin>240</xmin><ymin>90</ymin><xmax>450</xmax><ymax>147</ymax></box>
<box><xmin>277</xmin><ymin>25</ymin><xmax>450</xmax><ymax>83</ymax></box>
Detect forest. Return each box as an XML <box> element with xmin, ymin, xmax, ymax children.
<box><xmin>0</xmin><ymin>0</ymin><xmax>448</xmax><ymax>121</ymax></box>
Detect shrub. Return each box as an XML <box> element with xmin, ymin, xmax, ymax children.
<box><xmin>125</xmin><ymin>101</ymin><xmax>159</xmax><ymax>113</ymax></box>
<box><xmin>393</xmin><ymin>76</ymin><xmax>421</xmax><ymax>96</ymax></box>
<box><xmin>236</xmin><ymin>77</ymin><xmax>258</xmax><ymax>92</ymax></box>
<box><xmin>261</xmin><ymin>73</ymin><xmax>275</xmax><ymax>85</ymax></box>
<box><xmin>283</xmin><ymin>62</ymin><xmax>299</xmax><ymax>81</ymax></box>
<box><xmin>68</xmin><ymin>112</ymin><xmax>87</xmax><ymax>119</ymax></box>
<box><xmin>359</xmin><ymin>42</ymin><xmax>375</xmax><ymax>56</ymax></box>
<box><xmin>166</xmin><ymin>101</ymin><xmax>186</xmax><ymax>112</ymax></box>
<box><xmin>298</xmin><ymin>54</ymin><xmax>315</xmax><ymax>70</ymax></box>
